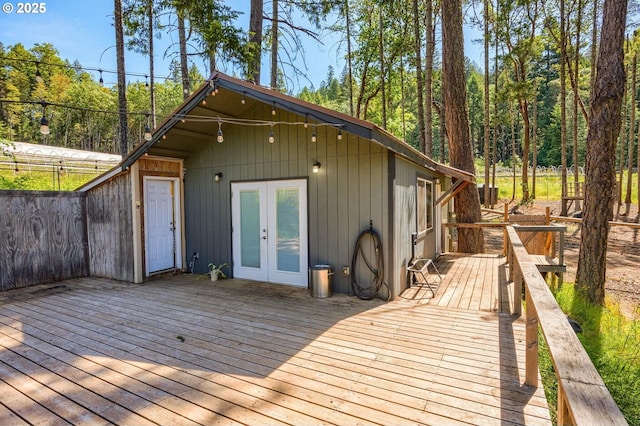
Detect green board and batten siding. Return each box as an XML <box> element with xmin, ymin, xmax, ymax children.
<box><xmin>183</xmin><ymin>109</ymin><xmax>393</xmax><ymax>296</ymax></box>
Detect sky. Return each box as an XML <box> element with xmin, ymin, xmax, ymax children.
<box><xmin>0</xmin><ymin>0</ymin><xmax>483</xmax><ymax>93</ymax></box>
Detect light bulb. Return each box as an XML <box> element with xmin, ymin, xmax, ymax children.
<box><xmin>268</xmin><ymin>130</ymin><xmax>275</xmax><ymax>144</ymax></box>
<box><xmin>217</xmin><ymin>129</ymin><xmax>224</xmax><ymax>143</ymax></box>
<box><xmin>40</xmin><ymin>116</ymin><xmax>50</xmax><ymax>135</ymax></box>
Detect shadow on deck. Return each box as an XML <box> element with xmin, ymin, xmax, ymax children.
<box><xmin>0</xmin><ymin>254</ymin><xmax>550</xmax><ymax>425</ymax></box>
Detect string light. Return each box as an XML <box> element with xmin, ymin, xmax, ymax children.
<box><xmin>0</xmin><ymin>55</ymin><xmax>174</xmax><ymax>81</ymax></box>
<box><xmin>144</xmin><ymin>113</ymin><xmax>152</xmax><ymax>141</ymax></box>
<box><xmin>268</xmin><ymin>123</ymin><xmax>275</xmax><ymax>144</ymax></box>
<box><xmin>271</xmin><ymin>102</ymin><xmax>276</xmax><ymax>116</ymax></box>
<box><xmin>39</xmin><ymin>101</ymin><xmax>49</xmax><ymax>135</ymax></box>
<box><xmin>311</xmin><ymin>125</ymin><xmax>317</xmax><ymax>143</ymax></box>
<box><xmin>217</xmin><ymin>121</ymin><xmax>224</xmax><ymax>143</ymax></box>
<box><xmin>337</xmin><ymin>128</ymin><xmax>343</xmax><ymax>140</ymax></box>
<box><xmin>98</xmin><ymin>69</ymin><xmax>104</xmax><ymax>87</ymax></box>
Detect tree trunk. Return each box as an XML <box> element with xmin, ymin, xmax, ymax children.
<box><xmin>616</xmin><ymin>79</ymin><xmax>627</xmax><ymax>217</ymax></box>
<box><xmin>345</xmin><ymin>0</ymin><xmax>354</xmax><ymax>116</ymax></box>
<box><xmin>560</xmin><ymin>0</ymin><xmax>569</xmax><ymax>216</ymax></box>
<box><xmin>114</xmin><ymin>0</ymin><xmax>128</xmax><ymax>156</ymax></box>
<box><xmin>177</xmin><ymin>12</ymin><xmax>190</xmax><ymax>100</ymax></box>
<box><xmin>483</xmin><ymin>0</ymin><xmax>490</xmax><ymax>207</ymax></box>
<box><xmin>412</xmin><ymin>0</ymin><xmax>426</xmax><ymax>152</ymax></box>
<box><xmin>270</xmin><ymin>0</ymin><xmax>278</xmax><ymax>89</ymax></box>
<box><xmin>532</xmin><ymin>84</ymin><xmax>538</xmax><ymax>199</ymax></box>
<box><xmin>442</xmin><ymin>0</ymin><xmax>484</xmax><ymax>253</ymax></box>
<box><xmin>378</xmin><ymin>5</ymin><xmax>387</xmax><ymax>129</ymax></box>
<box><xmin>573</xmin><ymin>0</ymin><xmax>583</xmax><ymax>211</ymax></box>
<box><xmin>148</xmin><ymin>0</ymin><xmax>156</xmax><ymax>127</ymax></box>
<box><xmin>590</xmin><ymin>0</ymin><xmax>600</xmax><ymax>98</ymax></box>
<box><xmin>249</xmin><ymin>0</ymin><xmax>264</xmax><ymax>83</ymax></box>
<box><xmin>624</xmin><ymin>49</ymin><xmax>636</xmax><ymax>214</ymax></box>
<box><xmin>576</xmin><ymin>0</ymin><xmax>628</xmax><ymax>306</ymax></box>
<box><xmin>425</xmin><ymin>0</ymin><xmax>434</xmax><ymax>158</ymax></box>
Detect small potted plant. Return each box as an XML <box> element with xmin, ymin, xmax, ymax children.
<box><xmin>208</xmin><ymin>262</ymin><xmax>228</xmax><ymax>281</ymax></box>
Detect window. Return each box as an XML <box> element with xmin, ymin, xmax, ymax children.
<box><xmin>417</xmin><ymin>178</ymin><xmax>433</xmax><ymax>234</ymax></box>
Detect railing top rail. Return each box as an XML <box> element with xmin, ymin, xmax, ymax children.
<box><xmin>506</xmin><ymin>226</ymin><xmax>627</xmax><ymax>426</ymax></box>
<box><xmin>512</xmin><ymin>224</ymin><xmax>567</xmax><ymax>232</ymax></box>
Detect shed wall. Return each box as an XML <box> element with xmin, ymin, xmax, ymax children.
<box><xmin>86</xmin><ymin>172</ymin><xmax>134</xmax><ymax>281</ymax></box>
<box><xmin>392</xmin><ymin>157</ymin><xmax>439</xmax><ymax>296</ymax></box>
<box><xmin>183</xmin><ymin>109</ymin><xmax>390</xmax><ymax>295</ymax></box>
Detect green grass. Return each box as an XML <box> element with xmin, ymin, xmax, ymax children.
<box><xmin>538</xmin><ymin>283</ymin><xmax>640</xmax><ymax>425</ymax></box>
<box><xmin>476</xmin><ymin>171</ymin><xmax>638</xmax><ymax>204</ymax></box>
<box><xmin>0</xmin><ymin>170</ymin><xmax>98</xmax><ymax>191</ymax></box>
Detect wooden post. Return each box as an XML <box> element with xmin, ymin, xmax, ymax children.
<box><xmin>513</xmin><ymin>263</ymin><xmax>522</xmax><ymax>316</ymax></box>
<box><xmin>557</xmin><ymin>383</ymin><xmax>571</xmax><ymax>426</ymax></box>
<box><xmin>503</xmin><ymin>202</ymin><xmax>509</xmax><ymax>255</ymax></box>
<box><xmin>525</xmin><ymin>288</ymin><xmax>539</xmax><ymax>386</ymax></box>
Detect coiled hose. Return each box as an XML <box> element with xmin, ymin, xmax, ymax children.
<box><xmin>350</xmin><ymin>227</ymin><xmax>389</xmax><ymax>300</ymax></box>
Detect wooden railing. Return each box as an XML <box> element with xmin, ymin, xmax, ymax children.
<box><xmin>505</xmin><ymin>226</ymin><xmax>627</xmax><ymax>426</ymax></box>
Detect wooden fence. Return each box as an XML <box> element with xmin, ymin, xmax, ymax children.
<box><xmin>505</xmin><ymin>226</ymin><xmax>627</xmax><ymax>425</ymax></box>
<box><xmin>0</xmin><ymin>190</ymin><xmax>89</xmax><ymax>291</ymax></box>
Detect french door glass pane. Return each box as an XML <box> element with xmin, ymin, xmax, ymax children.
<box><xmin>276</xmin><ymin>188</ymin><xmax>300</xmax><ymax>272</ymax></box>
<box><xmin>240</xmin><ymin>190</ymin><xmax>260</xmax><ymax>268</ymax></box>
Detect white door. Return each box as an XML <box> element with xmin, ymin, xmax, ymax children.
<box><xmin>144</xmin><ymin>177</ymin><xmax>180</xmax><ymax>274</ymax></box>
<box><xmin>232</xmin><ymin>180</ymin><xmax>308</xmax><ymax>286</ymax></box>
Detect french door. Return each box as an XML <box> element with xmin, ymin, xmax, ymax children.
<box><xmin>231</xmin><ymin>179</ymin><xmax>308</xmax><ymax>286</ymax></box>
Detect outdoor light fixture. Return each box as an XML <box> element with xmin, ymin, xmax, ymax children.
<box><xmin>311</xmin><ymin>128</ymin><xmax>317</xmax><ymax>143</ymax></box>
<box><xmin>39</xmin><ymin>101</ymin><xmax>50</xmax><ymax>135</ymax></box>
<box><xmin>144</xmin><ymin>124</ymin><xmax>152</xmax><ymax>141</ymax></box>
<box><xmin>217</xmin><ymin>121</ymin><xmax>224</xmax><ymax>143</ymax></box>
<box><xmin>312</xmin><ymin>161</ymin><xmax>321</xmax><ymax>173</ymax></box>
<box><xmin>35</xmin><ymin>64</ymin><xmax>43</xmax><ymax>83</ymax></box>
<box><xmin>271</xmin><ymin>102</ymin><xmax>276</xmax><ymax>116</ymax></box>
<box><xmin>144</xmin><ymin>113</ymin><xmax>152</xmax><ymax>141</ymax></box>
<box><xmin>269</xmin><ymin>123</ymin><xmax>276</xmax><ymax>143</ymax></box>
<box><xmin>241</xmin><ymin>96</ymin><xmax>246</xmax><ymax>105</ymax></box>
<box><xmin>214</xmin><ymin>172</ymin><xmax>223</xmax><ymax>182</ymax></box>
<box><xmin>40</xmin><ymin>116</ymin><xmax>50</xmax><ymax>135</ymax></box>
<box><xmin>337</xmin><ymin>128</ymin><xmax>343</xmax><ymax>140</ymax></box>
<box><xmin>98</xmin><ymin>69</ymin><xmax>104</xmax><ymax>87</ymax></box>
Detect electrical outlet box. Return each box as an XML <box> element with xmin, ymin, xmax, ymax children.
<box><xmin>342</xmin><ymin>266</ymin><xmax>350</xmax><ymax>276</ymax></box>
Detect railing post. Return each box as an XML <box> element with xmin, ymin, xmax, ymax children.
<box><xmin>525</xmin><ymin>288</ymin><xmax>538</xmax><ymax>387</ymax></box>
<box><xmin>503</xmin><ymin>202</ymin><xmax>509</xmax><ymax>255</ymax></box>
<box><xmin>513</xmin><ymin>263</ymin><xmax>522</xmax><ymax>316</ymax></box>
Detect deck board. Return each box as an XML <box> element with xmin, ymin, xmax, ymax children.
<box><xmin>0</xmin><ymin>254</ymin><xmax>550</xmax><ymax>425</ymax></box>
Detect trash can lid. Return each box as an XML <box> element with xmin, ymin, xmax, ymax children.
<box><xmin>312</xmin><ymin>264</ymin><xmax>332</xmax><ymax>269</ymax></box>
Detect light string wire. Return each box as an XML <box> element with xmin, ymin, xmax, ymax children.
<box><xmin>0</xmin><ymin>99</ymin><xmax>346</xmax><ymax>130</ymax></box>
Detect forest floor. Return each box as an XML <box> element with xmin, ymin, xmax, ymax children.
<box><xmin>483</xmin><ymin>199</ymin><xmax>640</xmax><ymax>320</ymax></box>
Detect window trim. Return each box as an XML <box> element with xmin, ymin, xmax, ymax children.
<box><xmin>417</xmin><ymin>177</ymin><xmax>434</xmax><ymax>235</ymax></box>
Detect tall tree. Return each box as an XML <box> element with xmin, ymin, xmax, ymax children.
<box><xmin>412</xmin><ymin>0</ymin><xmax>426</xmax><ymax>151</ymax></box>
<box><xmin>249</xmin><ymin>0</ymin><xmax>264</xmax><ymax>83</ymax></box>
<box><xmin>442</xmin><ymin>0</ymin><xmax>484</xmax><ymax>253</ymax></box>
<box><xmin>270</xmin><ymin>0</ymin><xmax>279</xmax><ymax>89</ymax></box>
<box><xmin>576</xmin><ymin>0</ymin><xmax>628</xmax><ymax>305</ymax></box>
<box><xmin>425</xmin><ymin>0</ymin><xmax>434</xmax><ymax>158</ymax></box>
<box><xmin>624</xmin><ymin>46</ymin><xmax>637</xmax><ymax>215</ymax></box>
<box><xmin>560</xmin><ymin>0</ymin><xmax>569</xmax><ymax>215</ymax></box>
<box><xmin>483</xmin><ymin>0</ymin><xmax>491</xmax><ymax>207</ymax></box>
<box><xmin>500</xmin><ymin>0</ymin><xmax>540</xmax><ymax>202</ymax></box>
<box><xmin>114</xmin><ymin>0</ymin><xmax>129</xmax><ymax>156</ymax></box>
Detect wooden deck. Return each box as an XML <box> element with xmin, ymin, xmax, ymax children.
<box><xmin>0</xmin><ymin>254</ymin><xmax>550</xmax><ymax>425</ymax></box>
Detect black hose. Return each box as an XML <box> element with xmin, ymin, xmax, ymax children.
<box><xmin>350</xmin><ymin>227</ymin><xmax>389</xmax><ymax>300</ymax></box>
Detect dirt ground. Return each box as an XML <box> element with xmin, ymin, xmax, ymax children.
<box><xmin>483</xmin><ymin>199</ymin><xmax>640</xmax><ymax>319</ymax></box>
